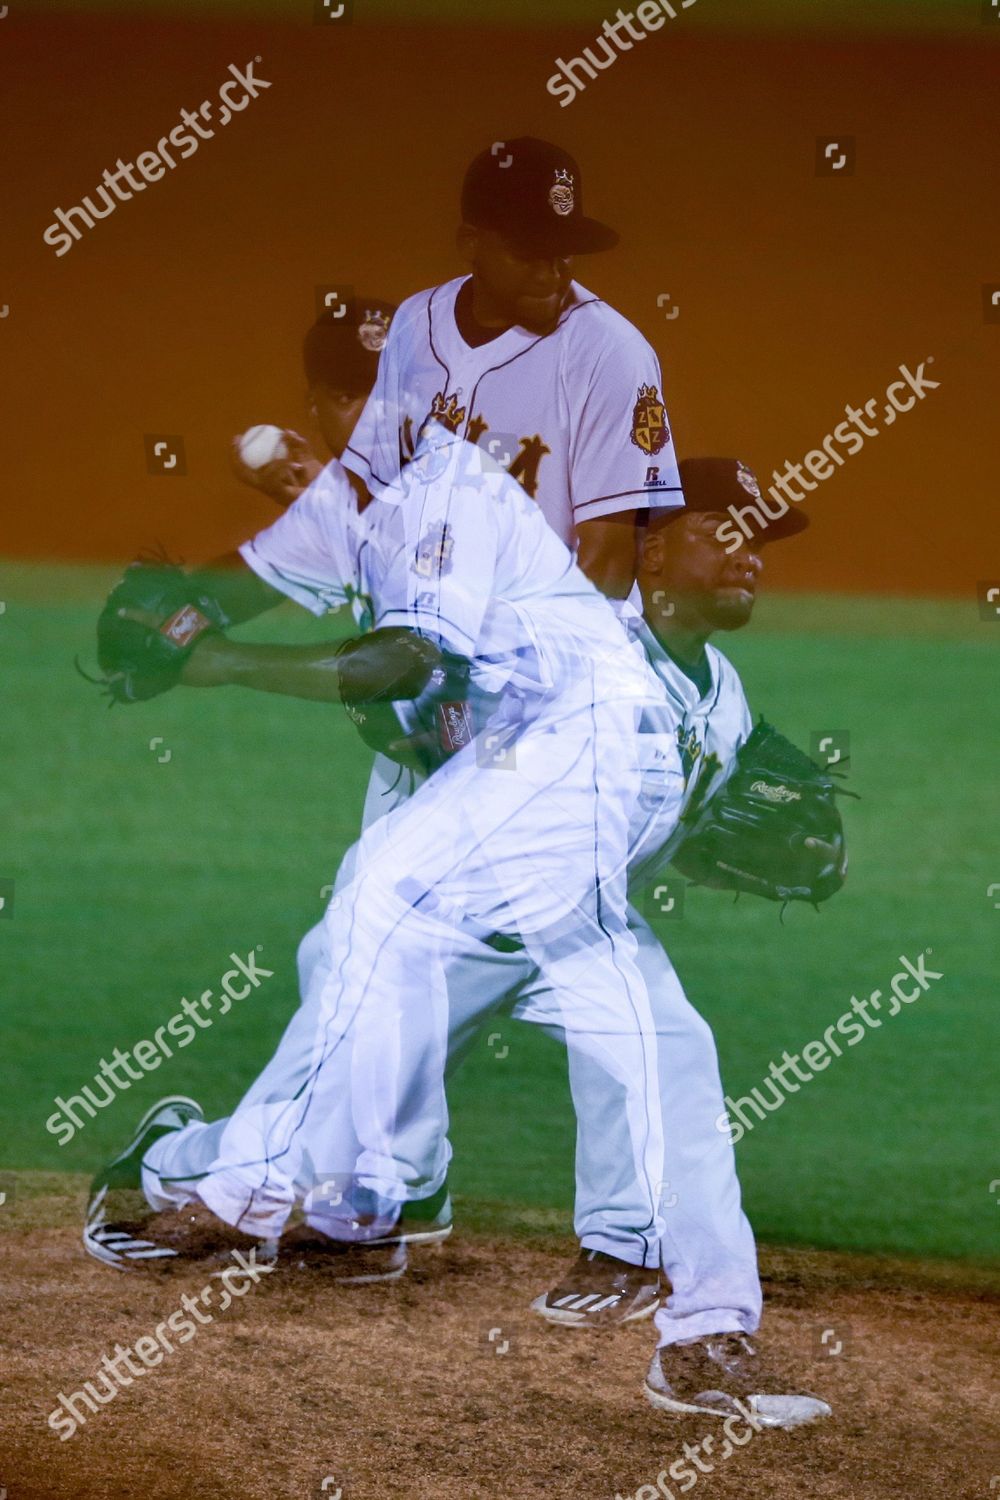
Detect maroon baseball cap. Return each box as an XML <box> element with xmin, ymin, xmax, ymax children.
<box><xmin>664</xmin><ymin>458</ymin><xmax>809</xmax><ymax>544</ymax></box>
<box><xmin>461</xmin><ymin>137</ymin><xmax>619</xmax><ymax>257</ymax></box>
<box><xmin>303</xmin><ymin>297</ymin><xmax>396</xmax><ymax>393</ymax></box>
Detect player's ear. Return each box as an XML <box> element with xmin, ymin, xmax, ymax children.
<box><xmin>638</xmin><ymin>527</ymin><xmax>667</xmax><ymax>577</ymax></box>
<box><xmin>456</xmin><ymin>223</ymin><xmax>480</xmax><ymax>265</ymax></box>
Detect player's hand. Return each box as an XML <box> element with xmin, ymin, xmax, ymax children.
<box><xmin>116</xmin><ymin>604</ymin><xmax>233</xmax><ymax>687</ymax></box>
<box><xmin>804</xmin><ymin>834</ymin><xmax>848</xmax><ymax>878</ymax></box>
<box><xmin>230</xmin><ymin>429</ymin><xmax>323</xmax><ymax>508</ymax></box>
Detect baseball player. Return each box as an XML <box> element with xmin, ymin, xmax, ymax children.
<box><xmin>205</xmin><ymin>143</ymin><xmax>689</xmax><ymax>1270</ymax></box>
<box><xmin>86</xmin><ymin>427</ymin><xmax>670</xmax><ymax>1286</ymax></box>
<box><xmin>152</xmin><ymin>272</ymin><xmax>680</xmax><ymax>1282</ymax></box>
<box><xmin>230</xmin><ymin>297</ymin><xmax>398</xmax><ymax>510</ymax></box>
<box><xmin>341</xmin><ymin>136</ymin><xmax>683</xmax><ymax>599</ymax></box>
<box><xmin>85</xmin><ymin>452</ymin><xmax>839</xmax><ymax>1427</ymax></box>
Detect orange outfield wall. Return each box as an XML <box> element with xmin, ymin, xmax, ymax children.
<box><xmin>2</xmin><ymin>14</ymin><xmax>998</xmax><ymax>596</ymax></box>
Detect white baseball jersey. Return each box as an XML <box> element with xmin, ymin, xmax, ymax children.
<box><xmin>341</xmin><ymin>275</ymin><xmax>683</xmax><ymax>547</ymax></box>
<box><xmin>623</xmin><ymin>607</ymin><xmax>754</xmax><ymax>893</ymax></box>
<box><xmin>238</xmin><ymin>439</ymin><xmax>643</xmax><ymax>708</ymax></box>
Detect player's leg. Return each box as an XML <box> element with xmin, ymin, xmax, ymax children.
<box><xmin>141</xmin><ymin>655</ymin><xmax>656</xmax><ymax>1245</ymax></box>
<box><xmin>519</xmin><ymin>908</ymin><xmax>761</xmax><ymax>1331</ymax></box>
<box><xmin>335</xmin><ymin>673</ymin><xmax>666</xmax><ymax>1235</ymax></box>
<box><xmin>132</xmin><ymin>760</ymin><xmax>532</xmax><ymax>1240</ymax></box>
<box><xmin>136</xmin><ymin>755</ymin><xmax>439</xmax><ymax>1244</ymax></box>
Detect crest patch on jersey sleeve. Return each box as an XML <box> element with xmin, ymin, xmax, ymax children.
<box><xmin>630</xmin><ymin>384</ymin><xmax>670</xmax><ymax>457</ymax></box>
<box><xmin>413</xmin><ymin>520</ymin><xmax>455</xmax><ymax>579</ymax></box>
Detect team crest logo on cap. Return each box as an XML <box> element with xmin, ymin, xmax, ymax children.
<box><xmin>413</xmin><ymin>519</ymin><xmax>455</xmax><ymax>579</ymax></box>
<box><xmin>358</xmin><ymin>309</ymin><xmax>391</xmax><ymax>353</ymax></box>
<box><xmin>630</xmin><ymin>384</ymin><xmax>669</xmax><ymax>457</ymax></box>
<box><xmin>548</xmin><ymin>168</ymin><xmax>575</xmax><ymax>217</ymax></box>
<box><xmin>737</xmin><ymin>463</ymin><xmax>761</xmax><ymax>499</ymax></box>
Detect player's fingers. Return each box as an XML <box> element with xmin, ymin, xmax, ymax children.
<box><xmin>229</xmin><ymin>438</ymin><xmax>263</xmax><ymax>489</ymax></box>
<box><xmin>805</xmin><ymin>834</ymin><xmax>846</xmax><ymax>871</ymax></box>
<box><xmin>256</xmin><ymin>459</ymin><xmax>307</xmax><ymax>506</ymax></box>
<box><xmin>282</xmin><ymin>432</ymin><xmax>324</xmax><ymax>477</ymax></box>
<box><xmin>117</xmin><ymin>606</ymin><xmax>161</xmax><ymax>628</ymax></box>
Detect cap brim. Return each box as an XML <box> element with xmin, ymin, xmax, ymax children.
<box><xmin>647</xmin><ymin>505</ymin><xmax>810</xmax><ymax>545</ymax></box>
<box><xmin>511</xmin><ymin>216</ymin><xmax>619</xmax><ymax>258</ymax></box>
<box><xmin>756</xmin><ymin>508</ymin><xmax>810</xmax><ymax>544</ymax></box>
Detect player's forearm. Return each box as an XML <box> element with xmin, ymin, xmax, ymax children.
<box><xmin>188</xmin><ymin>553</ymin><xmax>286</xmax><ymax>626</ymax></box>
<box><xmin>181</xmin><ymin>635</ymin><xmax>344</xmax><ymax>701</ymax></box>
<box><xmin>575</xmin><ymin>513</ymin><xmax>639</xmax><ymax>599</ymax></box>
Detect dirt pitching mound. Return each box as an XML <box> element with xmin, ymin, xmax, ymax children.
<box><xmin>1</xmin><ymin>1188</ymin><xmax>997</xmax><ymax>1500</ymax></box>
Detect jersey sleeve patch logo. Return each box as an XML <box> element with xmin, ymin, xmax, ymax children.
<box><xmin>413</xmin><ymin>520</ymin><xmax>454</xmax><ymax>579</ymax></box>
<box><xmin>630</xmin><ymin>384</ymin><xmax>670</xmax><ymax>457</ymax></box>
<box><xmin>549</xmin><ymin>168</ymin><xmax>575</xmax><ymax>217</ymax></box>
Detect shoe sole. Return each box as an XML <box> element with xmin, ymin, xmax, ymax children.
<box><xmin>84</xmin><ymin>1095</ymin><xmax>204</xmax><ymax>1269</ymax></box>
<box><xmin>363</xmin><ymin>1222</ymin><xmax>453</xmax><ymax>1248</ymax></box>
<box><xmin>287</xmin><ymin>1243</ymin><xmax>408</xmax><ymax>1284</ymax></box>
<box><xmin>530</xmin><ymin>1291</ymin><xmax>660</xmax><ymax>1327</ymax></box>
<box><xmin>332</xmin><ymin>1262</ymin><xmax>408</xmax><ymax>1285</ymax></box>
<box><xmin>83</xmin><ymin>1218</ymin><xmax>181</xmax><ymax>1270</ymax></box>
<box><xmin>643</xmin><ymin>1382</ymin><xmax>832</xmax><ymax>1428</ymax></box>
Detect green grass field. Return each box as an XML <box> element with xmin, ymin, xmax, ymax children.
<box><xmin>2</xmin><ymin>563</ymin><xmax>997</xmax><ymax>1265</ymax></box>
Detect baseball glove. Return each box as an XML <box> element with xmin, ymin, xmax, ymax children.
<box><xmin>86</xmin><ymin>559</ymin><xmax>228</xmax><ymax>705</ymax></box>
<box><xmin>671</xmin><ymin>719</ymin><xmax>851</xmax><ymax>908</ymax></box>
<box><xmin>336</xmin><ymin>626</ymin><xmax>474</xmax><ymax>776</ymax></box>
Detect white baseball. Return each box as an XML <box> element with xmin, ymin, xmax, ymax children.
<box><xmin>237</xmin><ymin>424</ymin><xmax>289</xmax><ymax>470</ymax></box>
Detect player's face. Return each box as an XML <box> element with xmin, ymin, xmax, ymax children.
<box><xmin>310</xmin><ymin>385</ymin><xmax>369</xmax><ymax>458</ymax></box>
<box><xmin>460</xmin><ymin>226</ymin><xmax>573</xmax><ymax>332</ymax></box>
<box><xmin>642</xmin><ymin>512</ymin><xmax>764</xmax><ymax>634</ymax></box>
